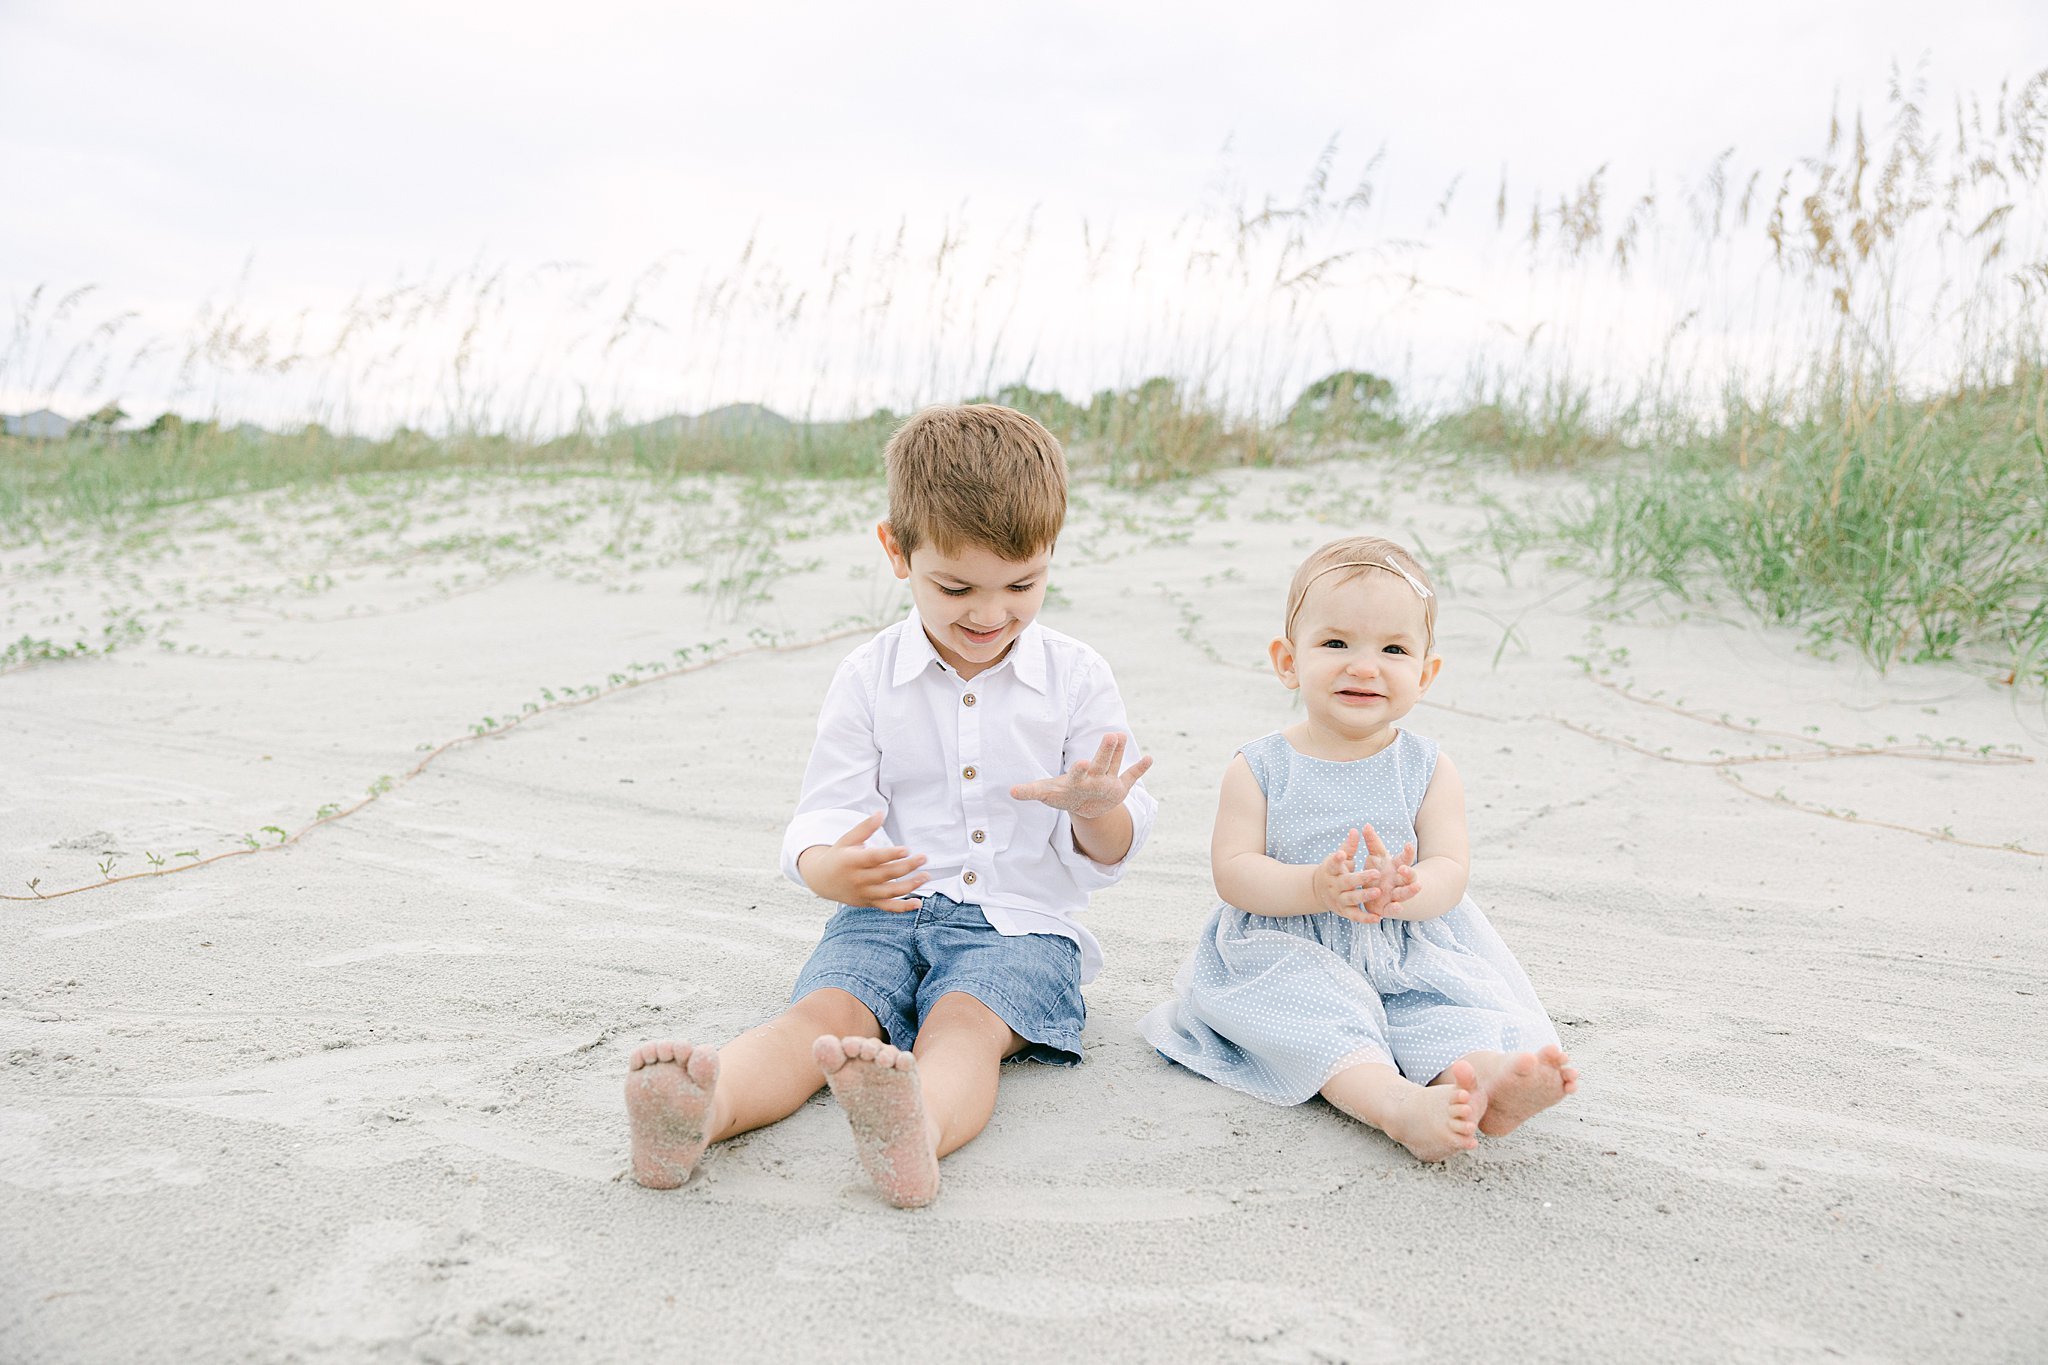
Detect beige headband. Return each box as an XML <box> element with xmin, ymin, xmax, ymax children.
<box><xmin>1286</xmin><ymin>556</ymin><xmax>1435</xmax><ymax>642</ymax></box>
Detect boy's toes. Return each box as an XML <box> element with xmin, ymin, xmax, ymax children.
<box><xmin>686</xmin><ymin>1045</ymin><xmax>720</xmax><ymax>1088</ymax></box>
<box><xmin>813</xmin><ymin>1035</ymin><xmax>853</xmax><ymax>1073</ymax></box>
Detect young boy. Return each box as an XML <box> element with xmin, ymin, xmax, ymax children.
<box><xmin>624</xmin><ymin>403</ymin><xmax>1156</xmax><ymax>1207</ymax></box>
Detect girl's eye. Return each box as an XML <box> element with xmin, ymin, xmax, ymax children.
<box><xmin>1383</xmin><ymin>644</ymin><xmax>1408</xmax><ymax>655</ymax></box>
<box><xmin>1320</xmin><ymin>639</ymin><xmax>1345</xmax><ymax>649</ymax></box>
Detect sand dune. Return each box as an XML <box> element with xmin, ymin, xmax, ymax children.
<box><xmin>4</xmin><ymin>462</ymin><xmax>2044</xmax><ymax>1362</ymax></box>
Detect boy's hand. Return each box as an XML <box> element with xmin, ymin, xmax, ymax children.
<box><xmin>1009</xmin><ymin>733</ymin><xmax>1153</xmax><ymax>820</ymax></box>
<box><xmin>1313</xmin><ymin>827</ymin><xmax>1381</xmax><ymax>922</ymax></box>
<box><xmin>797</xmin><ymin>811</ymin><xmax>928</xmax><ymax>912</ymax></box>
<box><xmin>1356</xmin><ymin>824</ymin><xmax>1419</xmax><ymax>917</ymax></box>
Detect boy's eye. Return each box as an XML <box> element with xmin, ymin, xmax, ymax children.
<box><xmin>1008</xmin><ymin>582</ymin><xmax>1036</xmax><ymax>593</ymax></box>
<box><xmin>938</xmin><ymin>586</ymin><xmax>969</xmax><ymax>597</ymax></box>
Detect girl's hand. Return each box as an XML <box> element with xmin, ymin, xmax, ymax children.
<box><xmin>1010</xmin><ymin>733</ymin><xmax>1153</xmax><ymax>820</ymax></box>
<box><xmin>1313</xmin><ymin>827</ymin><xmax>1381</xmax><ymax>923</ymax></box>
<box><xmin>1356</xmin><ymin>824</ymin><xmax>1419</xmax><ymax>917</ymax></box>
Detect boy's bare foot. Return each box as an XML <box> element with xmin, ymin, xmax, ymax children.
<box><xmin>1378</xmin><ymin>1058</ymin><xmax>1480</xmax><ymax>1161</ymax></box>
<box><xmin>1460</xmin><ymin>1045</ymin><xmax>1579</xmax><ymax>1137</ymax></box>
<box><xmin>624</xmin><ymin>1040</ymin><xmax>720</xmax><ymax>1189</ymax></box>
<box><xmin>813</xmin><ymin>1034</ymin><xmax>940</xmax><ymax>1208</ymax></box>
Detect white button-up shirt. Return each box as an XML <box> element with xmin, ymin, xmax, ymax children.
<box><xmin>780</xmin><ymin>609</ymin><xmax>1156</xmax><ymax>983</ymax></box>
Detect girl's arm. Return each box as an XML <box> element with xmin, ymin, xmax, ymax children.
<box><xmin>1211</xmin><ymin>754</ymin><xmax>1372</xmax><ymax>917</ymax></box>
<box><xmin>1370</xmin><ymin>752</ymin><xmax>1472</xmax><ymax>922</ymax></box>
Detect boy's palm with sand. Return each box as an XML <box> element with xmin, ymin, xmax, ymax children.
<box><xmin>1009</xmin><ymin>732</ymin><xmax>1153</xmax><ymax>818</ymax></box>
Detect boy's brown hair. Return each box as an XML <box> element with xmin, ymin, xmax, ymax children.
<box><xmin>1284</xmin><ymin>534</ymin><xmax>1439</xmax><ymax>650</ymax></box>
<box><xmin>883</xmin><ymin>404</ymin><xmax>1068</xmax><ymax>560</ymax></box>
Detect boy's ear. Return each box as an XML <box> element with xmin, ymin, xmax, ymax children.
<box><xmin>875</xmin><ymin>521</ymin><xmax>912</xmax><ymax>580</ymax></box>
<box><xmin>1268</xmin><ymin>636</ymin><xmax>1300</xmax><ymax>690</ymax></box>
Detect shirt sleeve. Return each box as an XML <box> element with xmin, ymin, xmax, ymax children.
<box><xmin>1049</xmin><ymin>651</ymin><xmax>1158</xmax><ymax>889</ymax></box>
<box><xmin>779</xmin><ymin>654</ymin><xmax>888</xmax><ymax>889</ymax></box>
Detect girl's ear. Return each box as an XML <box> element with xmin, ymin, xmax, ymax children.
<box><xmin>875</xmin><ymin>521</ymin><xmax>912</xmax><ymax>580</ymax></box>
<box><xmin>1417</xmin><ymin>652</ymin><xmax>1444</xmax><ymax>693</ymax></box>
<box><xmin>1268</xmin><ymin>636</ymin><xmax>1300</xmax><ymax>690</ymax></box>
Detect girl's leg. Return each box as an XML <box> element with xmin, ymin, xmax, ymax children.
<box><xmin>812</xmin><ymin>990</ymin><xmax>1025</xmax><ymax>1208</ymax></box>
<box><xmin>1435</xmin><ymin>1045</ymin><xmax>1579</xmax><ymax>1137</ymax></box>
<box><xmin>625</xmin><ymin>987</ymin><xmax>880</xmax><ymax>1189</ymax></box>
<box><xmin>1321</xmin><ymin>1058</ymin><xmax>1479</xmax><ymax>1162</ymax></box>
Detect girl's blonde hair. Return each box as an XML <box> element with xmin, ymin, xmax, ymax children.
<box><xmin>1283</xmin><ymin>535</ymin><xmax>1438</xmax><ymax>649</ymax></box>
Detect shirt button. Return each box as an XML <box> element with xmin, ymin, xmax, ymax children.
<box><xmin>972</xmin><ymin>829</ymin><xmax>986</xmax><ymax>843</ymax></box>
<box><xmin>963</xmin><ymin>870</ymin><xmax>978</xmax><ymax>884</ymax></box>
<box><xmin>962</xmin><ymin>765</ymin><xmax>976</xmax><ymax>780</ymax></box>
<box><xmin>963</xmin><ymin>692</ymin><xmax>977</xmax><ymax>707</ymax></box>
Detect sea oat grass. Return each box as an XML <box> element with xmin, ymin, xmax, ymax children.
<box><xmin>1562</xmin><ymin>371</ymin><xmax>2048</xmax><ymax>674</ymax></box>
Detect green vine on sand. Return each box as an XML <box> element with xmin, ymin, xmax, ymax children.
<box><xmin>2</xmin><ymin>621</ymin><xmax>873</xmax><ymax>903</ymax></box>
<box><xmin>1550</xmin><ymin>675</ymin><xmax>2040</xmax><ymax>857</ymax></box>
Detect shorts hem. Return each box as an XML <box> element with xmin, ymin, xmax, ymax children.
<box><xmin>790</xmin><ymin>972</ymin><xmax>910</xmax><ymax>1049</ymax></box>
<box><xmin>920</xmin><ymin>977</ymin><xmax>1084</xmax><ymax>1067</ymax></box>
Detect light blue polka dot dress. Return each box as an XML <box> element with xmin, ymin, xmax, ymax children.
<box><xmin>1140</xmin><ymin>729</ymin><xmax>1559</xmax><ymax>1104</ymax></box>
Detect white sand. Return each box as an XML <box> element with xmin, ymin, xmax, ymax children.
<box><xmin>3</xmin><ymin>462</ymin><xmax>2044</xmax><ymax>1363</ymax></box>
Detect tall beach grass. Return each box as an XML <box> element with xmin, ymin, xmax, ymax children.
<box><xmin>3</xmin><ymin>68</ymin><xmax>2043</xmax><ymax>675</ymax></box>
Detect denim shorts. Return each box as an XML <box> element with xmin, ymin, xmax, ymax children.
<box><xmin>790</xmin><ymin>892</ymin><xmax>1085</xmax><ymax>1065</ymax></box>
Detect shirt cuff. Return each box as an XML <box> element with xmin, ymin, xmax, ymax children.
<box><xmin>1051</xmin><ymin>786</ymin><xmax>1154</xmax><ymax>890</ymax></box>
<box><xmin>780</xmin><ymin>808</ymin><xmax>883</xmax><ymax>890</ymax></box>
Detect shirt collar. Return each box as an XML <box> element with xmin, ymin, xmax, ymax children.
<box><xmin>891</xmin><ymin>608</ymin><xmax>1049</xmax><ymax>694</ymax></box>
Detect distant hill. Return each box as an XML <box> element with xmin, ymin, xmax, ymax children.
<box><xmin>621</xmin><ymin>403</ymin><xmax>794</xmax><ymax>441</ymax></box>
<box><xmin>2</xmin><ymin>408</ymin><xmax>74</xmax><ymax>439</ymax></box>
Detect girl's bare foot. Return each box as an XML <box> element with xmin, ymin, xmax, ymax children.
<box><xmin>624</xmin><ymin>1040</ymin><xmax>720</xmax><ymax>1189</ymax></box>
<box><xmin>1378</xmin><ymin>1058</ymin><xmax>1480</xmax><ymax>1161</ymax></box>
<box><xmin>814</xmin><ymin>1034</ymin><xmax>940</xmax><ymax>1208</ymax></box>
<box><xmin>1459</xmin><ymin>1045</ymin><xmax>1579</xmax><ymax>1137</ymax></box>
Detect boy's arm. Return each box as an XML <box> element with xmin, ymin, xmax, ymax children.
<box><xmin>779</xmin><ymin>657</ymin><xmax>891</xmax><ymax>892</ymax></box>
<box><xmin>1044</xmin><ymin>655</ymin><xmax>1157</xmax><ymax>884</ymax></box>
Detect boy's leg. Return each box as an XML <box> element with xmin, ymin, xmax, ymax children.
<box><xmin>625</xmin><ymin>987</ymin><xmax>880</xmax><ymax>1189</ymax></box>
<box><xmin>813</xmin><ymin>992</ymin><xmax>1022</xmax><ymax>1208</ymax></box>
<box><xmin>1321</xmin><ymin>1058</ymin><xmax>1479</xmax><ymax>1163</ymax></box>
<box><xmin>910</xmin><ymin>991</ymin><xmax>1027</xmax><ymax>1154</ymax></box>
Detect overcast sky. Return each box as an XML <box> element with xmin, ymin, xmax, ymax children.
<box><xmin>5</xmin><ymin>0</ymin><xmax>2043</xmax><ymax>425</ymax></box>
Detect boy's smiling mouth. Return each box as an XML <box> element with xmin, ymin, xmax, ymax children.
<box><xmin>959</xmin><ymin>623</ymin><xmax>1007</xmax><ymax>645</ymax></box>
